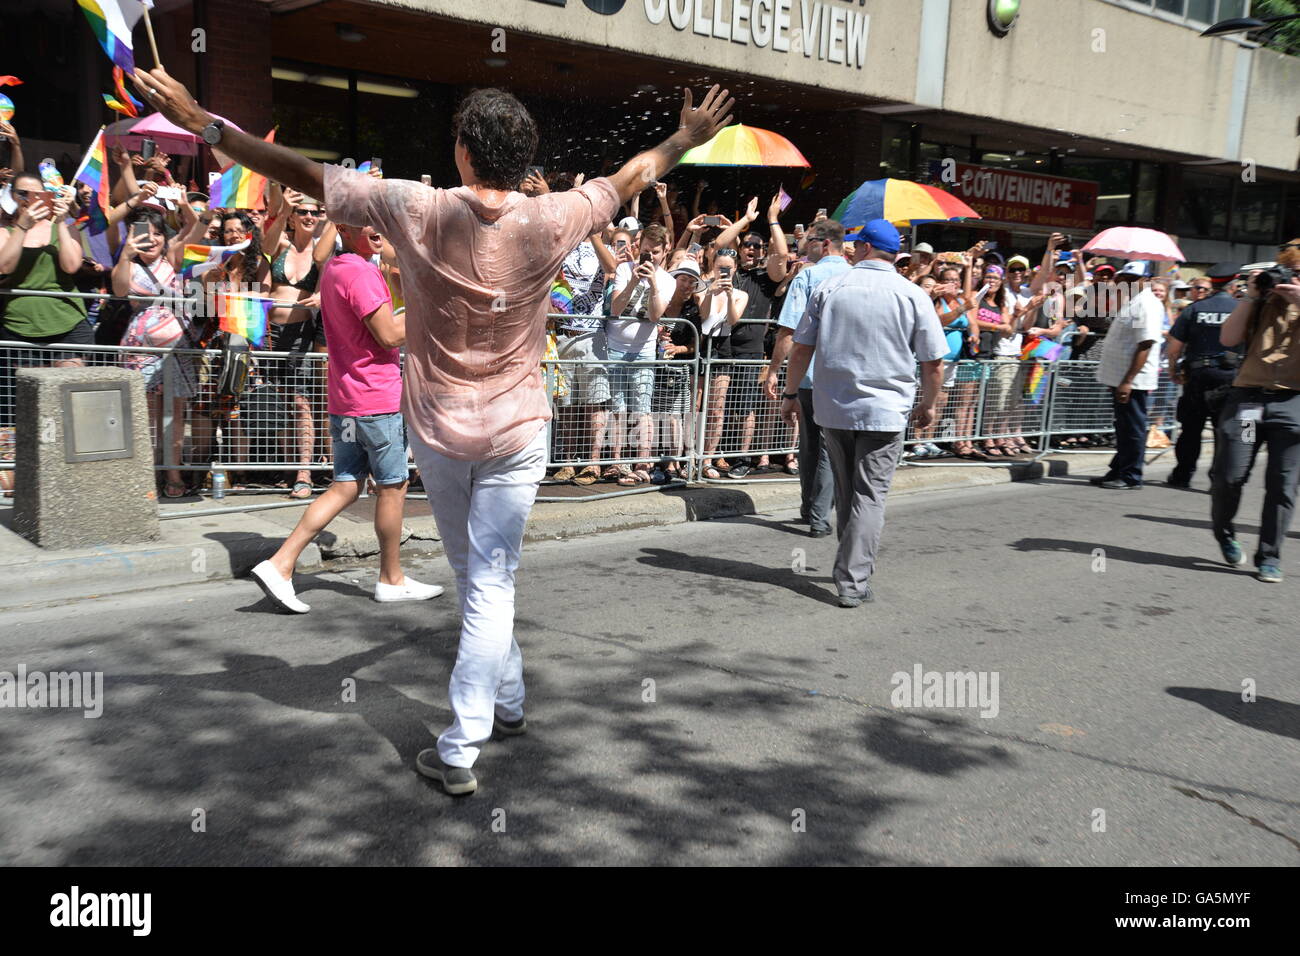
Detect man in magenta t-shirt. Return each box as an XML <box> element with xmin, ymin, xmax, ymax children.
<box><xmin>251</xmin><ymin>223</ymin><xmax>443</xmax><ymax>613</ymax></box>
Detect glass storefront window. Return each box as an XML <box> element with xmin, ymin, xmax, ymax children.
<box><xmin>1134</xmin><ymin>162</ymin><xmax>1160</xmax><ymax>225</ymax></box>
<box><xmin>879</xmin><ymin>120</ymin><xmax>911</xmax><ymax>180</ymax></box>
<box><xmin>1179</xmin><ymin>170</ymin><xmax>1231</xmax><ymax>238</ymax></box>
<box><xmin>1186</xmin><ymin>0</ymin><xmax>1215</xmax><ymax>22</ymax></box>
<box><xmin>1060</xmin><ymin>157</ymin><xmax>1132</xmax><ymax>224</ymax></box>
<box><xmin>1154</xmin><ymin>0</ymin><xmax>1185</xmax><ymax>14</ymax></box>
<box><xmin>1233</xmin><ymin>182</ymin><xmax>1284</xmax><ymax>243</ymax></box>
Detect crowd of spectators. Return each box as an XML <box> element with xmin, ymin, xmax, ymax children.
<box><xmin>0</xmin><ymin>114</ymin><xmax>1267</xmax><ymax>498</ymax></box>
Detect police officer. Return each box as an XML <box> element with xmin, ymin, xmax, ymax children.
<box><xmin>1163</xmin><ymin>263</ymin><xmax>1243</xmax><ymax>488</ymax></box>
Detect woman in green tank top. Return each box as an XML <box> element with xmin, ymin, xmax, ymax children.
<box><xmin>0</xmin><ymin>173</ymin><xmax>93</xmax><ymax>428</ymax></box>
<box><xmin>0</xmin><ymin>173</ymin><xmax>88</xmax><ymax>338</ymax></box>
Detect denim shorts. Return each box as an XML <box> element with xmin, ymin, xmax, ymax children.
<box><xmin>607</xmin><ymin>346</ymin><xmax>654</xmax><ymax>416</ymax></box>
<box><xmin>329</xmin><ymin>412</ymin><xmax>409</xmax><ymax>486</ymax></box>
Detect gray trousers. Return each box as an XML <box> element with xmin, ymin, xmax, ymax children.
<box><xmin>1210</xmin><ymin>387</ymin><xmax>1300</xmax><ymax>565</ymax></box>
<box><xmin>823</xmin><ymin>427</ymin><xmax>904</xmax><ymax>597</ymax></box>
<box><xmin>797</xmin><ymin>388</ymin><xmax>835</xmax><ymax>531</ymax></box>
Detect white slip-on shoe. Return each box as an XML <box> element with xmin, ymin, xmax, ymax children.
<box><xmin>250</xmin><ymin>560</ymin><xmax>310</xmax><ymax>614</ymax></box>
<box><xmin>374</xmin><ymin>576</ymin><xmax>445</xmax><ymax>603</ymax></box>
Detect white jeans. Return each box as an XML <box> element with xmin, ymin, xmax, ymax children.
<box><xmin>409</xmin><ymin>425</ymin><xmax>547</xmax><ymax>768</ymax></box>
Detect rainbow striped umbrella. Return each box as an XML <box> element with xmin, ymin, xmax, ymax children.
<box><xmin>679</xmin><ymin>124</ymin><xmax>810</xmax><ymax>168</ymax></box>
<box><xmin>833</xmin><ymin>178</ymin><xmax>980</xmax><ymax>228</ymax></box>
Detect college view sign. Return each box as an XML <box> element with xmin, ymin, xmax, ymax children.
<box><xmin>641</xmin><ymin>0</ymin><xmax>870</xmax><ymax>69</ymax></box>
<box><xmin>939</xmin><ymin>162</ymin><xmax>1099</xmax><ymax>231</ymax></box>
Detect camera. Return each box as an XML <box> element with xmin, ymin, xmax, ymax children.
<box><xmin>1255</xmin><ymin>264</ymin><xmax>1295</xmax><ymax>293</ymax></box>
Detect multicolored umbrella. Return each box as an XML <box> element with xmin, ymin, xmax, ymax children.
<box><xmin>833</xmin><ymin>178</ymin><xmax>980</xmax><ymax>228</ymax></box>
<box><xmin>1081</xmin><ymin>227</ymin><xmax>1184</xmax><ymax>262</ymax></box>
<box><xmin>679</xmin><ymin>124</ymin><xmax>810</xmax><ymax>168</ymax></box>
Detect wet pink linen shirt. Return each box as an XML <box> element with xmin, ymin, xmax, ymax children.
<box><xmin>324</xmin><ymin>165</ymin><xmax>620</xmax><ymax>460</ymax></box>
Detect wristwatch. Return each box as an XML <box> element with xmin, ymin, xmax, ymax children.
<box><xmin>782</xmin><ymin>392</ymin><xmax>799</xmax><ymax>400</ymax></box>
<box><xmin>200</xmin><ymin>119</ymin><xmax>225</xmax><ymax>146</ymax></box>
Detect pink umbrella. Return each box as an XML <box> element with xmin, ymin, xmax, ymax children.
<box><xmin>1082</xmin><ymin>226</ymin><xmax>1185</xmax><ymax>262</ymax></box>
<box><xmin>104</xmin><ymin>112</ymin><xmax>244</xmax><ymax>157</ymax></box>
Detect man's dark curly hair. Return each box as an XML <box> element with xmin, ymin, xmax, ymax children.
<box><xmin>452</xmin><ymin>88</ymin><xmax>538</xmax><ymax>191</ymax></box>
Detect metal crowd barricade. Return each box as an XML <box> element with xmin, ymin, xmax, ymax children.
<box><xmin>542</xmin><ymin>315</ymin><xmax>699</xmax><ymax>479</ymax></box>
<box><xmin>695</xmin><ymin>319</ymin><xmax>798</xmax><ymax>482</ymax></box>
<box><xmin>0</xmin><ymin>286</ymin><xmax>1185</xmax><ymax>493</ymax></box>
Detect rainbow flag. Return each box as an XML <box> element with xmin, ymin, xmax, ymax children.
<box><xmin>1024</xmin><ymin>363</ymin><xmax>1051</xmax><ymax>404</ymax></box>
<box><xmin>356</xmin><ymin>161</ymin><xmax>382</xmax><ymax>177</ymax></box>
<box><xmin>549</xmin><ymin>276</ymin><xmax>574</xmax><ymax>315</ymax></box>
<box><xmin>77</xmin><ymin>0</ymin><xmax>147</xmax><ymax>73</ymax></box>
<box><xmin>71</xmin><ymin>126</ymin><xmax>110</xmax><ymax>229</ymax></box>
<box><xmin>102</xmin><ymin>66</ymin><xmax>142</xmax><ymax>117</ymax></box>
<box><xmin>210</xmin><ymin>163</ymin><xmax>267</xmax><ymax>210</ymax></box>
<box><xmin>215</xmin><ymin>293</ymin><xmax>271</xmax><ymax>347</ymax></box>
<box><xmin>209</xmin><ymin>129</ymin><xmax>275</xmax><ymax>209</ymax></box>
<box><xmin>1019</xmin><ymin>336</ymin><xmax>1064</xmax><ymax>362</ymax></box>
<box><xmin>181</xmin><ymin>240</ymin><xmax>250</xmax><ymax>278</ymax></box>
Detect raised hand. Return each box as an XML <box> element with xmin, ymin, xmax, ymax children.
<box><xmin>130</xmin><ymin>66</ymin><xmax>212</xmax><ymax>135</ymax></box>
<box><xmin>767</xmin><ymin>193</ymin><xmax>783</xmax><ymax>223</ymax></box>
<box><xmin>743</xmin><ymin>196</ymin><xmax>759</xmax><ymax>223</ymax></box>
<box><xmin>678</xmin><ymin>85</ymin><xmax>735</xmax><ymax>150</ymax></box>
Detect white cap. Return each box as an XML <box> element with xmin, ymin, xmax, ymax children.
<box><xmin>1117</xmin><ymin>260</ymin><xmax>1149</xmax><ymax>277</ymax></box>
<box><xmin>618</xmin><ymin>216</ymin><xmax>641</xmax><ymax>233</ymax></box>
<box><xmin>913</xmin><ymin>242</ymin><xmax>935</xmax><ymax>254</ymax></box>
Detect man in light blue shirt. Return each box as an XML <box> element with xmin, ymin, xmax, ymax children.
<box><xmin>763</xmin><ymin>219</ymin><xmax>853</xmax><ymax>536</ymax></box>
<box><xmin>781</xmin><ymin>220</ymin><xmax>948</xmax><ymax>607</ymax></box>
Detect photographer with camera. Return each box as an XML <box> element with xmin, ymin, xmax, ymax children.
<box><xmin>1210</xmin><ymin>240</ymin><xmax>1300</xmax><ymax>583</ymax></box>
<box><xmin>1163</xmin><ymin>262</ymin><xmax>1243</xmax><ymax>489</ymax></box>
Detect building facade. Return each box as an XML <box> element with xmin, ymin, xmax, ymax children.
<box><xmin>7</xmin><ymin>0</ymin><xmax>1299</xmax><ymax>264</ymax></box>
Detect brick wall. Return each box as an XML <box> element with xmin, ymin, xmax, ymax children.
<box><xmin>201</xmin><ymin>0</ymin><xmax>274</xmax><ymax>136</ymax></box>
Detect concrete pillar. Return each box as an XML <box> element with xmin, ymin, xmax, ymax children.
<box><xmin>12</xmin><ymin>368</ymin><xmax>159</xmax><ymax>550</ymax></box>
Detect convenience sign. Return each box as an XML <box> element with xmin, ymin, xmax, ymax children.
<box><xmin>937</xmin><ymin>162</ymin><xmax>1098</xmax><ymax>231</ymax></box>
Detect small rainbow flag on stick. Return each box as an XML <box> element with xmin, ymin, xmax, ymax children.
<box><xmin>215</xmin><ymin>292</ymin><xmax>271</xmax><ymax>347</ymax></box>
<box><xmin>209</xmin><ymin>129</ymin><xmax>276</xmax><ymax>210</ymax></box>
<box><xmin>210</xmin><ymin>163</ymin><xmax>267</xmax><ymax>210</ymax></box>
<box><xmin>102</xmin><ymin>66</ymin><xmax>143</xmax><ymax>117</ymax></box>
<box><xmin>181</xmin><ymin>240</ymin><xmax>250</xmax><ymax>278</ymax></box>
<box><xmin>77</xmin><ymin>0</ymin><xmax>147</xmax><ymax>73</ymax></box>
<box><xmin>72</xmin><ymin>126</ymin><xmax>110</xmax><ymax>229</ymax></box>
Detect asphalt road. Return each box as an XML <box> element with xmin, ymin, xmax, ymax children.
<box><xmin>1</xmin><ymin>468</ymin><xmax>1297</xmax><ymax>866</ymax></box>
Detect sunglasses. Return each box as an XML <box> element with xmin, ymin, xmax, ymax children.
<box><xmin>742</xmin><ymin>241</ymin><xmax>764</xmax><ymax>249</ymax></box>
<box><xmin>12</xmin><ymin>188</ymin><xmax>33</xmax><ymax>200</ymax></box>
<box><xmin>294</xmin><ymin>208</ymin><xmax>322</xmax><ymax>217</ymax></box>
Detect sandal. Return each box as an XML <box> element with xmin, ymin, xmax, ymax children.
<box><xmin>785</xmin><ymin>460</ymin><xmax>799</xmax><ymax>476</ymax></box>
<box><xmin>601</xmin><ymin>465</ymin><xmax>623</xmax><ymax>483</ymax></box>
<box><xmin>618</xmin><ymin>467</ymin><xmax>650</xmax><ymax>486</ymax></box>
<box><xmin>163</xmin><ymin>481</ymin><xmax>188</xmax><ymax>499</ymax></box>
<box><xmin>573</xmin><ymin>465</ymin><xmax>601</xmax><ymax>486</ymax></box>
<box><xmin>552</xmin><ymin>466</ymin><xmax>577</xmax><ymax>482</ymax></box>
<box><xmin>702</xmin><ymin>464</ymin><xmax>721</xmax><ymax>480</ymax></box>
<box><xmin>983</xmin><ymin>444</ymin><xmax>1005</xmax><ymax>457</ymax></box>
<box><xmin>289</xmin><ymin>481</ymin><xmax>313</xmax><ymax>499</ymax></box>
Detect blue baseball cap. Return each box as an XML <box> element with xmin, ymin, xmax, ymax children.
<box><xmin>845</xmin><ymin>218</ymin><xmax>900</xmax><ymax>253</ymax></box>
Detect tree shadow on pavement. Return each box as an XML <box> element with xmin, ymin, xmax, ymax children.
<box><xmin>4</xmin><ymin>613</ymin><xmax>1025</xmax><ymax>865</ymax></box>
<box><xmin>1166</xmin><ymin>687</ymin><xmax>1300</xmax><ymax>742</ymax></box>
<box><xmin>635</xmin><ymin>547</ymin><xmax>842</xmax><ymax>607</ymax></box>
<box><xmin>1010</xmin><ymin>538</ymin><xmax>1244</xmax><ymax>575</ymax></box>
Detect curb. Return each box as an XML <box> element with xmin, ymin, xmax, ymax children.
<box><xmin>0</xmin><ymin>456</ymin><xmax>1088</xmax><ymax>611</ymax></box>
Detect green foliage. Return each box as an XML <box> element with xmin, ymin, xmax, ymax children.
<box><xmin>1252</xmin><ymin>0</ymin><xmax>1300</xmax><ymax>54</ymax></box>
